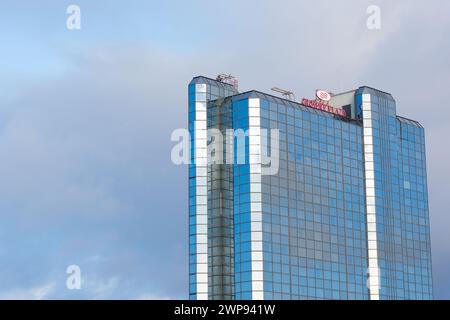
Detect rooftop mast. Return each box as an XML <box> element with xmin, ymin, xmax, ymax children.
<box><xmin>271</xmin><ymin>87</ymin><xmax>296</xmax><ymax>101</ymax></box>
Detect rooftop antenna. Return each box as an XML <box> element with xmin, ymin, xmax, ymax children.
<box><xmin>216</xmin><ymin>73</ymin><xmax>239</xmax><ymax>90</ymax></box>
<box><xmin>271</xmin><ymin>87</ymin><xmax>296</xmax><ymax>101</ymax></box>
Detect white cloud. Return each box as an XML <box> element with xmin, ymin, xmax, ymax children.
<box><xmin>82</xmin><ymin>276</ymin><xmax>120</xmax><ymax>300</ymax></box>
<box><xmin>0</xmin><ymin>283</ymin><xmax>55</xmax><ymax>300</ymax></box>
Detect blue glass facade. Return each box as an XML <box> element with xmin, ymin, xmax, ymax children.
<box><xmin>231</xmin><ymin>98</ymin><xmax>253</xmax><ymax>300</ymax></box>
<box><xmin>355</xmin><ymin>88</ymin><xmax>433</xmax><ymax>299</ymax></box>
<box><xmin>397</xmin><ymin>118</ymin><xmax>432</xmax><ymax>299</ymax></box>
<box><xmin>258</xmin><ymin>95</ymin><xmax>368</xmax><ymax>300</ymax></box>
<box><xmin>188</xmin><ymin>77</ymin><xmax>238</xmax><ymax>300</ymax></box>
<box><xmin>188</xmin><ymin>76</ymin><xmax>433</xmax><ymax>300</ymax></box>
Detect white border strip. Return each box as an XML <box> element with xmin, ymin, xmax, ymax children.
<box><xmin>248</xmin><ymin>98</ymin><xmax>264</xmax><ymax>300</ymax></box>
<box><xmin>195</xmin><ymin>83</ymin><xmax>208</xmax><ymax>300</ymax></box>
<box><xmin>362</xmin><ymin>93</ymin><xmax>380</xmax><ymax>300</ymax></box>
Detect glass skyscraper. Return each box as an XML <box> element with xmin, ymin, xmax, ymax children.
<box><xmin>188</xmin><ymin>76</ymin><xmax>433</xmax><ymax>300</ymax></box>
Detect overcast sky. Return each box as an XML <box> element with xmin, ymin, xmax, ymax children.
<box><xmin>0</xmin><ymin>0</ymin><xmax>449</xmax><ymax>299</ymax></box>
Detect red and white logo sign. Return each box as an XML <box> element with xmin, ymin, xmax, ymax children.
<box><xmin>301</xmin><ymin>98</ymin><xmax>347</xmax><ymax>117</ymax></box>
<box><xmin>316</xmin><ymin>90</ymin><xmax>331</xmax><ymax>102</ymax></box>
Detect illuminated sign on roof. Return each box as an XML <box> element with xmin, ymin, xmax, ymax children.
<box><xmin>301</xmin><ymin>98</ymin><xmax>347</xmax><ymax>117</ymax></box>
<box><xmin>316</xmin><ymin>90</ymin><xmax>332</xmax><ymax>102</ymax></box>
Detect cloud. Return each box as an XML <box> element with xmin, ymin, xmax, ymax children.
<box><xmin>0</xmin><ymin>45</ymin><xmax>191</xmax><ymax>299</ymax></box>
<box><xmin>0</xmin><ymin>283</ymin><xmax>56</xmax><ymax>300</ymax></box>
<box><xmin>82</xmin><ymin>276</ymin><xmax>120</xmax><ymax>299</ymax></box>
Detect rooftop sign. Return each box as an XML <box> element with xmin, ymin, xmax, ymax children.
<box><xmin>316</xmin><ymin>89</ymin><xmax>332</xmax><ymax>102</ymax></box>
<box><xmin>301</xmin><ymin>98</ymin><xmax>347</xmax><ymax>117</ymax></box>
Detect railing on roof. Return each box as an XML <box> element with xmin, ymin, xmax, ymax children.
<box><xmin>216</xmin><ymin>74</ymin><xmax>239</xmax><ymax>90</ymax></box>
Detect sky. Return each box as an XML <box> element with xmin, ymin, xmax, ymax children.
<box><xmin>0</xmin><ymin>0</ymin><xmax>449</xmax><ymax>299</ymax></box>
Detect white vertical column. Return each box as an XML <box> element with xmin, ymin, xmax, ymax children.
<box><xmin>362</xmin><ymin>94</ymin><xmax>380</xmax><ymax>300</ymax></box>
<box><xmin>248</xmin><ymin>98</ymin><xmax>264</xmax><ymax>300</ymax></box>
<box><xmin>195</xmin><ymin>83</ymin><xmax>208</xmax><ymax>300</ymax></box>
